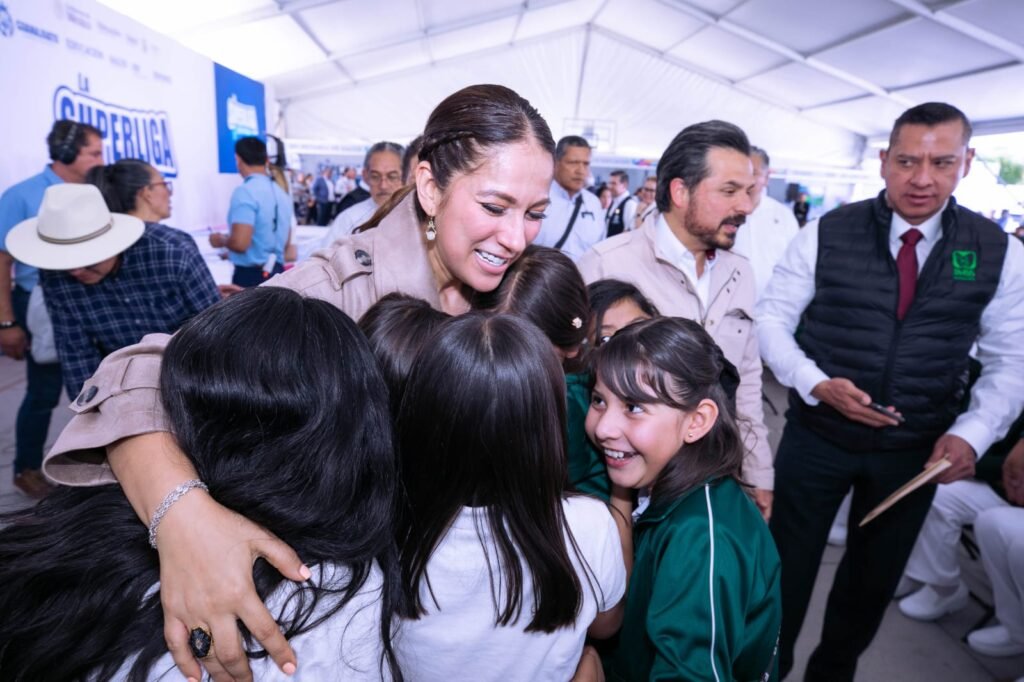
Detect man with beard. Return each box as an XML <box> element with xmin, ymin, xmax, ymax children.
<box><xmin>577</xmin><ymin>120</ymin><xmax>774</xmax><ymax>519</ymax></box>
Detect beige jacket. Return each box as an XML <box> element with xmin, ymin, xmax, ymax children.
<box><xmin>576</xmin><ymin>221</ymin><xmax>774</xmax><ymax>491</ymax></box>
<box><xmin>44</xmin><ymin>195</ymin><xmax>438</xmax><ymax>486</ymax></box>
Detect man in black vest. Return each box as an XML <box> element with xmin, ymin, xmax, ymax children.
<box><xmin>605</xmin><ymin>169</ymin><xmax>636</xmax><ymax>237</ymax></box>
<box><xmin>757</xmin><ymin>102</ymin><xmax>1024</xmax><ymax>680</ymax></box>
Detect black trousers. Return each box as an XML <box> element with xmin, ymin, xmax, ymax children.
<box><xmin>231</xmin><ymin>262</ymin><xmax>284</xmax><ymax>288</ymax></box>
<box><xmin>770</xmin><ymin>416</ymin><xmax>936</xmax><ymax>682</ymax></box>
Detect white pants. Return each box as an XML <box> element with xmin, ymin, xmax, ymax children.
<box><xmin>975</xmin><ymin>506</ymin><xmax>1024</xmax><ymax>641</ymax></box>
<box><xmin>903</xmin><ymin>479</ymin><xmax>1007</xmax><ymax>588</ymax></box>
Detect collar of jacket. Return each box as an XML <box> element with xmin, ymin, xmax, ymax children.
<box><xmin>643</xmin><ymin>222</ymin><xmax>744</xmax><ymax>298</ymax></box>
<box><xmin>635</xmin><ymin>476</ymin><xmax>729</xmax><ymax>527</ymax></box>
<box><xmin>369</xmin><ymin>193</ymin><xmax>442</xmax><ymax>309</ymax></box>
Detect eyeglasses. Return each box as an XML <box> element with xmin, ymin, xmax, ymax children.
<box><xmin>149</xmin><ymin>180</ymin><xmax>173</xmax><ymax>194</ymax></box>
<box><xmin>640</xmin><ymin>187</ymin><xmax>655</xmax><ymax>194</ymax></box>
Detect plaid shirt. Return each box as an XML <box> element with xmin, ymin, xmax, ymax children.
<box><xmin>41</xmin><ymin>223</ymin><xmax>220</xmax><ymax>399</ymax></box>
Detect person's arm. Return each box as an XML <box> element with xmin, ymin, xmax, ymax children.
<box><xmin>176</xmin><ymin>241</ymin><xmax>222</xmax><ymax>315</ymax></box>
<box><xmin>586</xmin><ymin>500</ymin><xmax>629</xmax><ymax>640</ymax></box>
<box><xmin>214</xmin><ymin>187</ymin><xmax>257</xmax><ymax>254</ymax></box>
<box><xmin>621</xmin><ymin>198</ymin><xmax>637</xmax><ymax>232</ymax></box>
<box><xmin>0</xmin><ymin>250</ymin><xmax>26</xmax><ymax>359</ymax></box>
<box><xmin>43</xmin><ymin>337</ymin><xmax>307</xmax><ymax>682</ymax></box>
<box><xmin>734</xmin><ymin>320</ymin><xmax>774</xmax><ymax>519</ymax></box>
<box><xmin>930</xmin><ymin>236</ymin><xmax>1024</xmax><ymax>483</ymax></box>
<box><xmin>756</xmin><ymin>221</ymin><xmax>898</xmax><ymax>429</ymax></box>
<box><xmin>646</xmin><ymin>517</ymin><xmax>752</xmax><ymax>680</ymax></box>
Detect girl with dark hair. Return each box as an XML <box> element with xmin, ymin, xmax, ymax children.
<box><xmin>358</xmin><ymin>292</ymin><xmax>450</xmax><ymax>416</ymax></box>
<box><xmin>0</xmin><ymin>287</ymin><xmax>402</xmax><ymax>680</ymax></box>
<box><xmin>472</xmin><ymin>244</ymin><xmax>589</xmax><ymax>363</ymax></box>
<box><xmin>586</xmin><ymin>317</ymin><xmax>781</xmax><ymax>681</ymax></box>
<box><xmin>40</xmin><ymin>83</ymin><xmax>560</xmax><ymax>679</ymax></box>
<box><xmin>586</xmin><ymin>278</ymin><xmax>659</xmax><ymax>348</ymax></box>
<box><xmin>393</xmin><ymin>312</ymin><xmax>626</xmax><ymax>680</ymax></box>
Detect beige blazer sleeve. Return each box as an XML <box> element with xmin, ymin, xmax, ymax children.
<box><xmin>735</xmin><ymin>326</ymin><xmax>774</xmax><ymax>491</ymax></box>
<box><xmin>44</xmin><ymin>334</ymin><xmax>170</xmax><ymax>486</ymax></box>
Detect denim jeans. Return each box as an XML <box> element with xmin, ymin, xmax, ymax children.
<box><xmin>11</xmin><ymin>285</ymin><xmax>63</xmax><ymax>474</ymax></box>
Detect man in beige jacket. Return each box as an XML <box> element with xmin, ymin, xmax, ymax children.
<box><xmin>577</xmin><ymin>120</ymin><xmax>774</xmax><ymax>518</ymax></box>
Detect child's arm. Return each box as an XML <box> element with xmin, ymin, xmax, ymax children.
<box><xmin>646</xmin><ymin>513</ymin><xmax>745</xmax><ymax>680</ymax></box>
<box><xmin>587</xmin><ymin>493</ymin><xmax>632</xmax><ymax>639</ymax></box>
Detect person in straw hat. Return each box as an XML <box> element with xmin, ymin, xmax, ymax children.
<box><xmin>5</xmin><ymin>181</ymin><xmax>219</xmax><ymax>413</ymax></box>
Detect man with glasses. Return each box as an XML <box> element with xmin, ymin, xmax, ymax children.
<box><xmin>320</xmin><ymin>141</ymin><xmax>405</xmax><ymax>248</ymax></box>
<box><xmin>0</xmin><ymin>119</ymin><xmax>103</xmax><ymax>498</ymax></box>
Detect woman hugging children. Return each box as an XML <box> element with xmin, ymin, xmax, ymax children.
<box><xmin>0</xmin><ymin>244</ymin><xmax>781</xmax><ymax>680</ymax></box>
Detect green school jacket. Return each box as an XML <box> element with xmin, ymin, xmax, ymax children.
<box><xmin>566</xmin><ymin>372</ymin><xmax>611</xmax><ymax>501</ymax></box>
<box><xmin>603</xmin><ymin>477</ymin><xmax>781</xmax><ymax>682</ymax></box>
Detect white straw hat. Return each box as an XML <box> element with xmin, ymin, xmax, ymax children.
<box><xmin>5</xmin><ymin>184</ymin><xmax>145</xmax><ymax>270</ymax></box>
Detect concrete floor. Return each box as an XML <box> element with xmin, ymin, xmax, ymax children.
<box><xmin>1</xmin><ymin>357</ymin><xmax>1022</xmax><ymax>681</ymax></box>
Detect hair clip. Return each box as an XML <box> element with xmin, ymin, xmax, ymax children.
<box><xmin>572</xmin><ymin>317</ymin><xmax>583</xmax><ymax>329</ymax></box>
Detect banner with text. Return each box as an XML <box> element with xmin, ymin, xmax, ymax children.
<box><xmin>0</xmin><ymin>0</ymin><xmax>274</xmax><ymax>230</ymax></box>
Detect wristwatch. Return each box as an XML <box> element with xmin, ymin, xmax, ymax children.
<box><xmin>0</xmin><ymin>320</ymin><xmax>18</xmax><ymax>329</ymax></box>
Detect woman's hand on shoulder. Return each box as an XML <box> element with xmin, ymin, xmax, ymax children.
<box><xmin>156</xmin><ymin>490</ymin><xmax>310</xmax><ymax>682</ymax></box>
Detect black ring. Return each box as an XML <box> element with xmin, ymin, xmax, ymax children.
<box><xmin>188</xmin><ymin>626</ymin><xmax>213</xmax><ymax>659</ymax></box>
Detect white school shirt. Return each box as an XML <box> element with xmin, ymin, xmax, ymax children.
<box><xmin>320</xmin><ymin>197</ymin><xmax>379</xmax><ymax>249</ymax></box>
<box><xmin>534</xmin><ymin>181</ymin><xmax>605</xmax><ymax>261</ymax></box>
<box><xmin>395</xmin><ymin>496</ymin><xmax>626</xmax><ymax>681</ymax></box>
<box><xmin>756</xmin><ymin>199</ymin><xmax>1024</xmax><ymax>457</ymax></box>
<box><xmin>106</xmin><ymin>563</ymin><xmax>388</xmax><ymax>681</ymax></box>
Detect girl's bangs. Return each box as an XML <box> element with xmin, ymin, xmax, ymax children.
<box><xmin>594</xmin><ymin>340</ymin><xmax>683</xmax><ymax>409</ymax></box>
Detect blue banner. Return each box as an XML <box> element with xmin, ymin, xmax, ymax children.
<box><xmin>214</xmin><ymin>62</ymin><xmax>265</xmax><ymax>174</ymax></box>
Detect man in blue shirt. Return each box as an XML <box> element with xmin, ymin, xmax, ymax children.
<box><xmin>0</xmin><ymin>120</ymin><xmax>104</xmax><ymax>498</ymax></box>
<box><xmin>210</xmin><ymin>137</ymin><xmax>292</xmax><ymax>288</ymax></box>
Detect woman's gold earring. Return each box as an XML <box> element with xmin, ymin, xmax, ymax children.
<box><xmin>426</xmin><ymin>217</ymin><xmax>437</xmax><ymax>241</ymax></box>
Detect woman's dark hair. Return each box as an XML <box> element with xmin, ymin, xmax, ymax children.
<box><xmin>395</xmin><ymin>312</ymin><xmax>587</xmax><ymax>633</ymax></box>
<box><xmin>590</xmin><ymin>316</ymin><xmax>745</xmax><ymax>502</ymax></box>
<box><xmin>401</xmin><ymin>134</ymin><xmax>424</xmax><ymax>184</ymax></box>
<box><xmin>472</xmin><ymin>245</ymin><xmax>589</xmax><ymax>357</ymax></box>
<box><xmin>359</xmin><ymin>292</ymin><xmax>450</xmax><ymax>416</ymax></box>
<box><xmin>86</xmin><ymin>159</ymin><xmax>155</xmax><ymax>213</ymax></box>
<box><xmin>0</xmin><ymin>287</ymin><xmax>402</xmax><ymax>681</ymax></box>
<box><xmin>586</xmin><ymin>278</ymin><xmax>660</xmax><ymax>347</ymax></box>
<box><xmin>363</xmin><ymin>84</ymin><xmax>556</xmax><ymax>229</ymax></box>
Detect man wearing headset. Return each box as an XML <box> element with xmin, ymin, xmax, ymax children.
<box><xmin>0</xmin><ymin>119</ymin><xmax>104</xmax><ymax>498</ymax></box>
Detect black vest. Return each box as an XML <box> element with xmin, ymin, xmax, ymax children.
<box><xmin>792</xmin><ymin>192</ymin><xmax>1007</xmax><ymax>452</ymax></box>
<box><xmin>606</xmin><ymin>195</ymin><xmax>635</xmax><ymax>237</ymax></box>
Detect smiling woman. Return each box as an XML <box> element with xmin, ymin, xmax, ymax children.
<box><xmin>40</xmin><ymin>83</ymin><xmax>557</xmax><ymax>681</ymax></box>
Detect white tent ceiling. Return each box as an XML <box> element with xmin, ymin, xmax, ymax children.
<box><xmin>98</xmin><ymin>0</ymin><xmax>1024</xmax><ymax>168</ymax></box>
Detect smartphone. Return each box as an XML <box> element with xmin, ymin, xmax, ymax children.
<box><xmin>868</xmin><ymin>402</ymin><xmax>905</xmax><ymax>424</ymax></box>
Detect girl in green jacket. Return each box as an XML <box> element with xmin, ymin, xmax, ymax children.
<box><xmin>586</xmin><ymin>317</ymin><xmax>782</xmax><ymax>681</ymax></box>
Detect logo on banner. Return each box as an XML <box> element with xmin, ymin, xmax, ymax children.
<box><xmin>53</xmin><ymin>85</ymin><xmax>178</xmax><ymax>177</ymax></box>
<box><xmin>226</xmin><ymin>94</ymin><xmax>259</xmax><ymax>140</ymax></box>
<box><xmin>0</xmin><ymin>4</ymin><xmax>15</xmax><ymax>38</ymax></box>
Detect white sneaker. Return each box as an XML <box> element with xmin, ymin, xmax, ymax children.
<box><xmin>898</xmin><ymin>583</ymin><xmax>969</xmax><ymax>621</ymax></box>
<box><xmin>894</xmin><ymin>575</ymin><xmax>921</xmax><ymax>599</ymax></box>
<box><xmin>967</xmin><ymin>624</ymin><xmax>1024</xmax><ymax>657</ymax></box>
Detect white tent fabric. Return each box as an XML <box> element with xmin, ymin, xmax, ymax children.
<box><xmin>97</xmin><ymin>0</ymin><xmax>1024</xmax><ymax>168</ymax></box>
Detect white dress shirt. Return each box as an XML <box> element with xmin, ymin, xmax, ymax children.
<box><xmin>319</xmin><ymin>197</ymin><xmax>379</xmax><ymax>249</ymax></box>
<box><xmin>732</xmin><ymin>194</ymin><xmax>800</xmax><ymax>302</ymax></box>
<box><xmin>757</xmin><ymin>199</ymin><xmax>1024</xmax><ymax>456</ymax></box>
<box><xmin>534</xmin><ymin>181</ymin><xmax>605</xmax><ymax>260</ymax></box>
<box><xmin>654</xmin><ymin>214</ymin><xmax>717</xmax><ymax>308</ymax></box>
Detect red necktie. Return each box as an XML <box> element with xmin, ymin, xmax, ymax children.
<box><xmin>896</xmin><ymin>228</ymin><xmax>923</xmax><ymax>321</ymax></box>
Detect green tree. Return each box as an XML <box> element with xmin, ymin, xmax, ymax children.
<box><xmin>998</xmin><ymin>157</ymin><xmax>1023</xmax><ymax>185</ymax></box>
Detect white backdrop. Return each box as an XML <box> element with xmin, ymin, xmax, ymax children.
<box><xmin>0</xmin><ymin>0</ymin><xmax>276</xmax><ymax>231</ymax></box>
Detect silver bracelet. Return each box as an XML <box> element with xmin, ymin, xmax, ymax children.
<box><xmin>148</xmin><ymin>479</ymin><xmax>209</xmax><ymax>549</ymax></box>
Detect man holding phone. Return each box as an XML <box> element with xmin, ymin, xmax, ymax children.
<box><xmin>757</xmin><ymin>102</ymin><xmax>1024</xmax><ymax>681</ymax></box>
